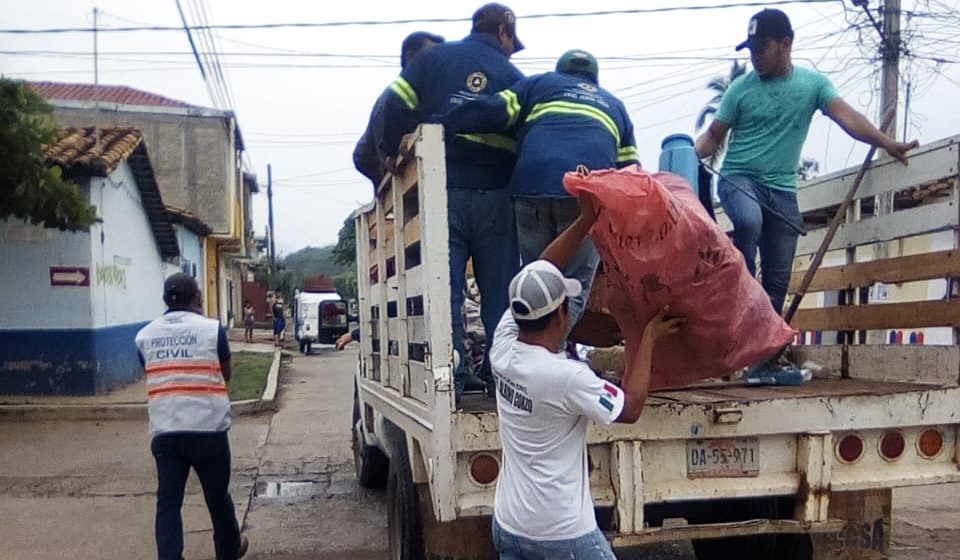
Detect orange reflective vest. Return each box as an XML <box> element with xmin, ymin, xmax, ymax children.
<box><xmin>136</xmin><ymin>311</ymin><xmax>230</xmax><ymax>435</ymax></box>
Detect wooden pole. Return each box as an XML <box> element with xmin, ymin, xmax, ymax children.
<box><xmin>783</xmin><ymin>108</ymin><xmax>897</xmax><ymax>325</ymax></box>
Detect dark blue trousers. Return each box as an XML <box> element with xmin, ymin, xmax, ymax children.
<box><xmin>151</xmin><ymin>431</ymin><xmax>241</xmax><ymax>560</ymax></box>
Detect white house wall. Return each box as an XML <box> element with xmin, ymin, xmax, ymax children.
<box><xmin>0</xmin><ymin>216</ymin><xmax>92</xmax><ymax>330</ymax></box>
<box><xmin>88</xmin><ymin>164</ymin><xmax>167</xmax><ymax>328</ymax></box>
<box><xmin>0</xmin><ymin>164</ymin><xmax>169</xmax><ymax>395</ymax></box>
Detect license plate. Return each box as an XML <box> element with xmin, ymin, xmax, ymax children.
<box><xmin>686</xmin><ymin>438</ymin><xmax>760</xmax><ymax>479</ymax></box>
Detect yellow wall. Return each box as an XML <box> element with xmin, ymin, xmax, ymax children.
<box><xmin>205</xmin><ymin>239</ymin><xmax>219</xmax><ymax>318</ymax></box>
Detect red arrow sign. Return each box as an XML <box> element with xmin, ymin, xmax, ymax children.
<box><xmin>50</xmin><ymin>266</ymin><xmax>90</xmax><ymax>287</ymax></box>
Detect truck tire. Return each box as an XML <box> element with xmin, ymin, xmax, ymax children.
<box><xmin>352</xmin><ymin>386</ymin><xmax>388</xmax><ymax>489</ymax></box>
<box><xmin>388</xmin><ymin>443</ymin><xmax>423</xmax><ymax>560</ymax></box>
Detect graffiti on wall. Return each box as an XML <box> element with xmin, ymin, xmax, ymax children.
<box><xmin>96</xmin><ymin>264</ymin><xmax>127</xmax><ymax>290</ymax></box>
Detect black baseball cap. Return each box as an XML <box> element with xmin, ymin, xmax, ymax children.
<box><xmin>472</xmin><ymin>3</ymin><xmax>525</xmax><ymax>51</ymax></box>
<box><xmin>556</xmin><ymin>49</ymin><xmax>599</xmax><ymax>82</ymax></box>
<box><xmin>163</xmin><ymin>272</ymin><xmax>199</xmax><ymax>307</ymax></box>
<box><xmin>736</xmin><ymin>9</ymin><xmax>794</xmax><ymax>51</ymax></box>
<box><xmin>400</xmin><ymin>31</ymin><xmax>445</xmax><ymax>68</ymax></box>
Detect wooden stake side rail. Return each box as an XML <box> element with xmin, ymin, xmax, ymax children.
<box><xmin>791</xmin><ymin>299</ymin><xmax>960</xmax><ymax>332</ymax></box>
<box><xmin>788</xmin><ymin>249</ymin><xmax>960</xmax><ymax>293</ymax></box>
<box><xmin>784</xmin><ymin>134</ymin><xmax>960</xmax><ymax>333</ymax></box>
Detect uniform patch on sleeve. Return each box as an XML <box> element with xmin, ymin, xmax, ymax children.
<box><xmin>598</xmin><ymin>382</ymin><xmax>619</xmax><ymax>412</ymax></box>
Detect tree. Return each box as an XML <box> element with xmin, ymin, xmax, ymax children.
<box><xmin>332</xmin><ymin>215</ymin><xmax>358</xmax><ymax>300</ymax></box>
<box><xmin>332</xmin><ymin>216</ymin><xmax>356</xmax><ymax>267</ymax></box>
<box><xmin>695</xmin><ymin>60</ymin><xmax>748</xmax><ymax>166</ymax></box>
<box><xmin>0</xmin><ymin>78</ymin><xmax>98</xmax><ymax>230</ymax></box>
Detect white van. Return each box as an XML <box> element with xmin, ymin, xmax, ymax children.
<box><xmin>293</xmin><ymin>291</ymin><xmax>348</xmax><ymax>353</ymax></box>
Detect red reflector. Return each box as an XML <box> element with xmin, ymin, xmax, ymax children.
<box><xmin>469</xmin><ymin>453</ymin><xmax>500</xmax><ymax>486</ymax></box>
<box><xmin>879</xmin><ymin>430</ymin><xmax>906</xmax><ymax>461</ymax></box>
<box><xmin>917</xmin><ymin>429</ymin><xmax>944</xmax><ymax>459</ymax></box>
<box><xmin>836</xmin><ymin>433</ymin><xmax>864</xmax><ymax>464</ymax></box>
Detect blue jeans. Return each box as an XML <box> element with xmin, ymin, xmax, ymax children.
<box><xmin>514</xmin><ymin>197</ymin><xmax>600</xmax><ymax>330</ymax></box>
<box><xmin>152</xmin><ymin>432</ymin><xmax>242</xmax><ymax>560</ymax></box>
<box><xmin>719</xmin><ymin>174</ymin><xmax>804</xmax><ymax>314</ymax></box>
<box><xmin>448</xmin><ymin>188</ymin><xmax>519</xmax><ymax>396</ymax></box>
<box><xmin>493</xmin><ymin>519</ymin><xmax>616</xmax><ymax>560</ymax></box>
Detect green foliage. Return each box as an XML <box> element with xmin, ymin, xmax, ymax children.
<box><xmin>332</xmin><ymin>216</ymin><xmax>357</xmax><ymax>267</ymax></box>
<box><xmin>283</xmin><ymin>245</ymin><xmax>350</xmax><ymax>278</ymax></box>
<box><xmin>335</xmin><ymin>269</ymin><xmax>358</xmax><ymax>300</ymax></box>
<box><xmin>0</xmin><ymin>78</ymin><xmax>99</xmax><ymax>231</ymax></box>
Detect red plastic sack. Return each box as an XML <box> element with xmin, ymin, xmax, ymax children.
<box><xmin>564</xmin><ymin>167</ymin><xmax>796</xmax><ymax>390</ymax></box>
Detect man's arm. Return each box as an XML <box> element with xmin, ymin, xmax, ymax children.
<box><xmin>440</xmin><ymin>90</ymin><xmax>515</xmax><ymax>134</ymax></box>
<box><xmin>218</xmin><ymin>326</ymin><xmax>232</xmax><ymax>382</ymax></box>
<box><xmin>824</xmin><ymin>98</ymin><xmax>918</xmax><ymax>165</ymax></box>
<box><xmin>353</xmin><ymin>95</ymin><xmax>387</xmax><ymax>186</ymax></box>
<box><xmin>616</xmin><ymin>308</ymin><xmax>685</xmax><ymax>423</ymax></box>
<box><xmin>695</xmin><ymin>119</ymin><xmax>730</xmax><ymax>160</ymax></box>
<box><xmin>540</xmin><ymin>193</ymin><xmax>598</xmax><ymax>270</ymax></box>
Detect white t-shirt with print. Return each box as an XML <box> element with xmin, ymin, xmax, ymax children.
<box><xmin>490</xmin><ymin>310</ymin><xmax>625</xmax><ymax>541</ymax></box>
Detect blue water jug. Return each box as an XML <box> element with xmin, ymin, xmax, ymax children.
<box><xmin>658</xmin><ymin>134</ymin><xmax>700</xmax><ymax>197</ymax></box>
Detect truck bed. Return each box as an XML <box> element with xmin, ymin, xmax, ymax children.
<box><xmin>459</xmin><ymin>377</ymin><xmax>942</xmax><ymax>414</ymax></box>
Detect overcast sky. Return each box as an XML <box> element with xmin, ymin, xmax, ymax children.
<box><xmin>4</xmin><ymin>0</ymin><xmax>960</xmax><ymax>254</ymax></box>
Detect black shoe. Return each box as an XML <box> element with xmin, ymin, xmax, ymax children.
<box><xmin>463</xmin><ymin>372</ymin><xmax>487</xmax><ymax>392</ymax></box>
<box><xmin>236</xmin><ymin>535</ymin><xmax>249</xmax><ymax>559</ymax></box>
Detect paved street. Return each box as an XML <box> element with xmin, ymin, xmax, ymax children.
<box><xmin>0</xmin><ymin>344</ymin><xmax>958</xmax><ymax>559</ymax></box>
<box><xmin>0</xmin><ymin>345</ymin><xmax>385</xmax><ymax>560</ymax></box>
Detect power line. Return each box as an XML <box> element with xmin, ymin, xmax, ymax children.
<box><xmin>0</xmin><ymin>1</ymin><xmax>839</xmax><ymax>34</ymax></box>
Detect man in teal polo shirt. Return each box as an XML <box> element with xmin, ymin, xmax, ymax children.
<box><xmin>695</xmin><ymin>8</ymin><xmax>917</xmax><ymax>313</ymax></box>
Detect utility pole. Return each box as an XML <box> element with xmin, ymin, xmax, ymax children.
<box><xmin>879</xmin><ymin>0</ymin><xmax>901</xmax><ymax>142</ymax></box>
<box><xmin>93</xmin><ymin>7</ymin><xmax>100</xmax><ymax>115</ymax></box>
<box><xmin>267</xmin><ymin>164</ymin><xmax>277</xmax><ymax>283</ymax></box>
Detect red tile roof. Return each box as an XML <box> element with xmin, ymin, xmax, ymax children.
<box><xmin>29</xmin><ymin>81</ymin><xmax>197</xmax><ymax>109</ymax></box>
<box><xmin>46</xmin><ymin>127</ymin><xmax>143</xmax><ymax>177</ymax></box>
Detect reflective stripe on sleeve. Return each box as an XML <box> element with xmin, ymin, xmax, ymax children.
<box><xmin>498</xmin><ymin>89</ymin><xmax>522</xmax><ymax>128</ymax></box>
<box><xmin>389</xmin><ymin>77</ymin><xmax>419</xmax><ymax>111</ymax></box>
<box><xmin>616</xmin><ymin>145</ymin><xmax>640</xmax><ymax>164</ymax></box>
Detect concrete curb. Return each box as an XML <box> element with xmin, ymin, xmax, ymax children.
<box><xmin>0</xmin><ymin>349</ymin><xmax>283</xmax><ymax>422</ymax></box>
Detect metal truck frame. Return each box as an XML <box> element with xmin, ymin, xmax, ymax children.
<box><xmin>352</xmin><ymin>124</ymin><xmax>960</xmax><ymax>560</ymax></box>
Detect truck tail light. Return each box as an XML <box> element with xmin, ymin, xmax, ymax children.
<box><xmin>469</xmin><ymin>453</ymin><xmax>499</xmax><ymax>486</ymax></box>
<box><xmin>917</xmin><ymin>428</ymin><xmax>944</xmax><ymax>459</ymax></box>
<box><xmin>879</xmin><ymin>430</ymin><xmax>906</xmax><ymax>461</ymax></box>
<box><xmin>836</xmin><ymin>433</ymin><xmax>864</xmax><ymax>464</ymax></box>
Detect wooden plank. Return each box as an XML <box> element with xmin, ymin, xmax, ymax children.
<box><xmin>609</xmin><ymin>518</ymin><xmax>845</xmax><ymax>547</ymax></box>
<box><xmin>789</xmin><ymin>249</ymin><xmax>960</xmax><ymax>292</ymax></box>
<box><xmin>798</xmin><ymin>136</ymin><xmax>958</xmax><ymax>214</ymax></box>
<box><xmin>400</xmin><ymin>158</ymin><xmax>419</xmax><ymax>195</ymax></box>
<box><xmin>791</xmin><ymin>299</ymin><xmax>960</xmax><ymax>332</ymax></box>
<box><xmin>846</xmin><ymin>345</ymin><xmax>959</xmax><ymax>385</ymax></box>
<box><xmin>796</xmin><ymin>202</ymin><xmax>958</xmax><ymax>257</ymax></box>
<box><xmin>404</xmin><ymin>214</ymin><xmax>422</xmax><ymax>245</ymax></box>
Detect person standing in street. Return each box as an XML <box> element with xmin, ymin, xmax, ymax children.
<box><xmin>489</xmin><ymin>195</ymin><xmax>684</xmax><ymax>559</ymax></box>
<box><xmin>695</xmin><ymin>8</ymin><xmax>918</xmax><ymax>314</ymax></box>
<box><xmin>353</xmin><ymin>31</ymin><xmax>445</xmax><ymax>192</ymax></box>
<box><xmin>382</xmin><ymin>3</ymin><xmax>525</xmax><ymax>402</ymax></box>
<box><xmin>441</xmin><ymin>49</ymin><xmax>639</xmax><ymax>331</ymax></box>
<box><xmin>135</xmin><ymin>273</ymin><xmax>248</xmax><ymax>560</ymax></box>
<box><xmin>242</xmin><ymin>300</ymin><xmax>255</xmax><ymax>344</ymax></box>
<box><xmin>272</xmin><ymin>292</ymin><xmax>285</xmax><ymax>348</ymax></box>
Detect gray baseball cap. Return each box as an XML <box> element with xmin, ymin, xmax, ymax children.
<box><xmin>509</xmin><ymin>260</ymin><xmax>581</xmax><ymax>321</ymax></box>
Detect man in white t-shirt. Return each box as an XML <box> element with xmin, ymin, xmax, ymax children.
<box><xmin>489</xmin><ymin>195</ymin><xmax>684</xmax><ymax>560</ymax></box>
